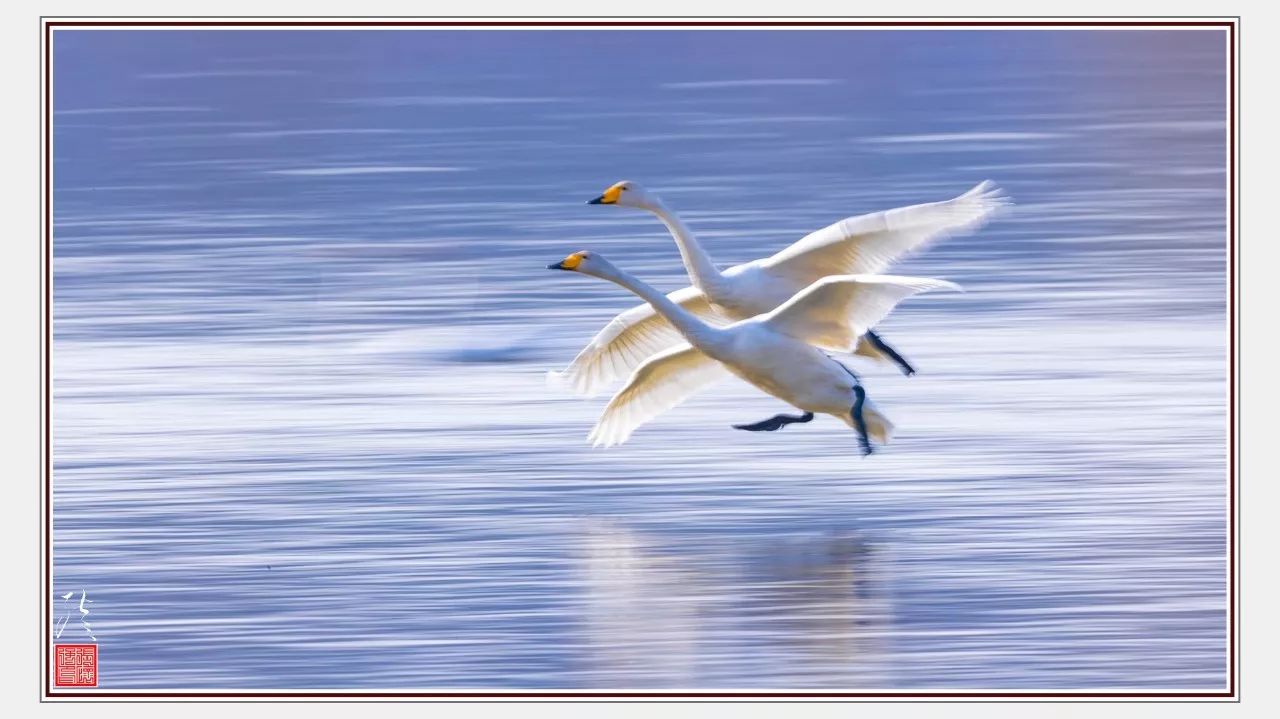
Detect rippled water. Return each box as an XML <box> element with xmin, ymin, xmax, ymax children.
<box><xmin>50</xmin><ymin>29</ymin><xmax>1229</xmax><ymax>691</ymax></box>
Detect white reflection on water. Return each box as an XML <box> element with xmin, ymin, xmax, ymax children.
<box><xmin>51</xmin><ymin>29</ymin><xmax>1228</xmax><ymax>690</ymax></box>
<box><xmin>575</xmin><ymin>522</ymin><xmax>891</xmax><ymax>689</ymax></box>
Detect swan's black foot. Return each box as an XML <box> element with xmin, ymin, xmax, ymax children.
<box><xmin>851</xmin><ymin>385</ymin><xmax>873</xmax><ymax>456</ymax></box>
<box><xmin>865</xmin><ymin>330</ymin><xmax>916</xmax><ymax>377</ymax></box>
<box><xmin>733</xmin><ymin>411</ymin><xmax>815</xmax><ymax>432</ymax></box>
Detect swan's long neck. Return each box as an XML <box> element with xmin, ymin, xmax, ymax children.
<box><xmin>597</xmin><ymin>264</ymin><xmax>722</xmax><ymax>349</ymax></box>
<box><xmin>648</xmin><ymin>198</ymin><xmax>727</xmax><ymax>296</ymax></box>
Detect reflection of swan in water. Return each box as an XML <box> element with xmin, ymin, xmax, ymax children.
<box><xmin>574</xmin><ymin>520</ymin><xmax>705</xmax><ymax>688</ymax></box>
<box><xmin>573</xmin><ymin>520</ymin><xmax>892</xmax><ymax>688</ymax></box>
<box><xmin>737</xmin><ymin>533</ymin><xmax>892</xmax><ymax>680</ymax></box>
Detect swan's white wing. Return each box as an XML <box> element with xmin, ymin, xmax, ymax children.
<box><xmin>588</xmin><ymin>343</ymin><xmax>730</xmax><ymax>448</ymax></box>
<box><xmin>762</xmin><ymin>274</ymin><xmax>961</xmax><ymax>349</ymax></box>
<box><xmin>549</xmin><ymin>286</ymin><xmax>726</xmax><ymax>397</ymax></box>
<box><xmin>760</xmin><ymin>181</ymin><xmax>1009</xmax><ymax>285</ymax></box>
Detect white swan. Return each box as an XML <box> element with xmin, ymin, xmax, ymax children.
<box><xmin>548</xmin><ymin>251</ymin><xmax>960</xmax><ymax>453</ymax></box>
<box><xmin>550</xmin><ymin>180</ymin><xmax>1006</xmax><ymax>397</ymax></box>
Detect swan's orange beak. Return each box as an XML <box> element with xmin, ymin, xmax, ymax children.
<box><xmin>548</xmin><ymin>251</ymin><xmax>586</xmax><ymax>271</ymax></box>
<box><xmin>586</xmin><ymin>183</ymin><xmax>624</xmax><ymax>205</ymax></box>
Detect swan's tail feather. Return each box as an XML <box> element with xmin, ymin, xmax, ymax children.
<box><xmin>843</xmin><ymin>397</ymin><xmax>894</xmax><ymax>445</ymax></box>
<box><xmin>862</xmin><ymin>404</ymin><xmax>895</xmax><ymax>445</ymax></box>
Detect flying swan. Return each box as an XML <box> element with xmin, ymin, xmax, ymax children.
<box><xmin>549</xmin><ymin>180</ymin><xmax>1006</xmax><ymax>397</ymax></box>
<box><xmin>548</xmin><ymin>250</ymin><xmax>961</xmax><ymax>454</ymax></box>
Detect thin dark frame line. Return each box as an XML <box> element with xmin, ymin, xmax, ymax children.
<box><xmin>32</xmin><ymin>695</ymin><xmax>1249</xmax><ymax>701</ymax></box>
<box><xmin>40</xmin><ymin>17</ymin><xmax>1240</xmax><ymax>702</ymax></box>
<box><xmin>43</xmin><ymin>21</ymin><xmax>1236</xmax><ymax>27</ymax></box>
<box><xmin>1227</xmin><ymin>18</ymin><xmax>1239</xmax><ymax>700</ymax></box>
<box><xmin>42</xmin><ymin>690</ymin><xmax>1239</xmax><ymax>695</ymax></box>
<box><xmin>42</xmin><ymin>15</ymin><xmax>52</xmax><ymax>705</ymax></box>
<box><xmin>34</xmin><ymin>14</ymin><xmax>1246</xmax><ymax>18</ymax></box>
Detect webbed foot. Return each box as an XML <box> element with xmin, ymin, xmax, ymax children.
<box><xmin>733</xmin><ymin>411</ymin><xmax>815</xmax><ymax>432</ymax></box>
<box><xmin>851</xmin><ymin>385</ymin><xmax>873</xmax><ymax>456</ymax></box>
<box><xmin>865</xmin><ymin>330</ymin><xmax>916</xmax><ymax>377</ymax></box>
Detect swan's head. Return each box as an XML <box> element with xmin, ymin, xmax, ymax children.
<box><xmin>586</xmin><ymin>180</ymin><xmax>656</xmax><ymax>209</ymax></box>
<box><xmin>547</xmin><ymin>250</ymin><xmax>614</xmax><ymax>278</ymax></box>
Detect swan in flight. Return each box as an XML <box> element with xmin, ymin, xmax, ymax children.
<box><xmin>548</xmin><ymin>251</ymin><xmax>960</xmax><ymax>454</ymax></box>
<box><xmin>550</xmin><ymin>180</ymin><xmax>1006</xmax><ymax>397</ymax></box>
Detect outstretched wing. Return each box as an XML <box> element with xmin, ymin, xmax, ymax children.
<box><xmin>588</xmin><ymin>343</ymin><xmax>730</xmax><ymax>448</ymax></box>
<box><xmin>760</xmin><ymin>181</ymin><xmax>1009</xmax><ymax>286</ymax></box>
<box><xmin>549</xmin><ymin>286</ymin><xmax>726</xmax><ymax>397</ymax></box>
<box><xmin>762</xmin><ymin>275</ymin><xmax>962</xmax><ymax>350</ymax></box>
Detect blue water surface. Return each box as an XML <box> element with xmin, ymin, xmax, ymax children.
<box><xmin>51</xmin><ymin>29</ymin><xmax>1229</xmax><ymax>691</ymax></box>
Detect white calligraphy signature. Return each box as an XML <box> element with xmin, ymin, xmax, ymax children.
<box><xmin>54</xmin><ymin>590</ymin><xmax>95</xmax><ymax>641</ymax></box>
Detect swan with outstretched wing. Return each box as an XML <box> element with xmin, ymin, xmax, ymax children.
<box><xmin>548</xmin><ymin>251</ymin><xmax>960</xmax><ymax>454</ymax></box>
<box><xmin>549</xmin><ymin>180</ymin><xmax>1006</xmax><ymax>397</ymax></box>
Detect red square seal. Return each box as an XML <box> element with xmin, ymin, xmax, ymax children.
<box><xmin>54</xmin><ymin>644</ymin><xmax>97</xmax><ymax>687</ymax></box>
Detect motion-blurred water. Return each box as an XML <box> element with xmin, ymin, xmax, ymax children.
<box><xmin>51</xmin><ymin>29</ymin><xmax>1228</xmax><ymax>691</ymax></box>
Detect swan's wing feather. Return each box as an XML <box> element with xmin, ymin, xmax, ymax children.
<box><xmin>549</xmin><ymin>286</ymin><xmax>725</xmax><ymax>397</ymax></box>
<box><xmin>588</xmin><ymin>343</ymin><xmax>730</xmax><ymax>448</ymax></box>
<box><xmin>762</xmin><ymin>274</ymin><xmax>961</xmax><ymax>349</ymax></box>
<box><xmin>760</xmin><ymin>181</ymin><xmax>1009</xmax><ymax>285</ymax></box>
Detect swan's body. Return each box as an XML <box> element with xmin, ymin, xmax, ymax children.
<box><xmin>548</xmin><ymin>251</ymin><xmax>960</xmax><ymax>451</ymax></box>
<box><xmin>552</xmin><ymin>180</ymin><xmax>1006</xmax><ymax>396</ymax></box>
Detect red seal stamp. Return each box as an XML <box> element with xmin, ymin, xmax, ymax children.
<box><xmin>54</xmin><ymin>644</ymin><xmax>97</xmax><ymax>687</ymax></box>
